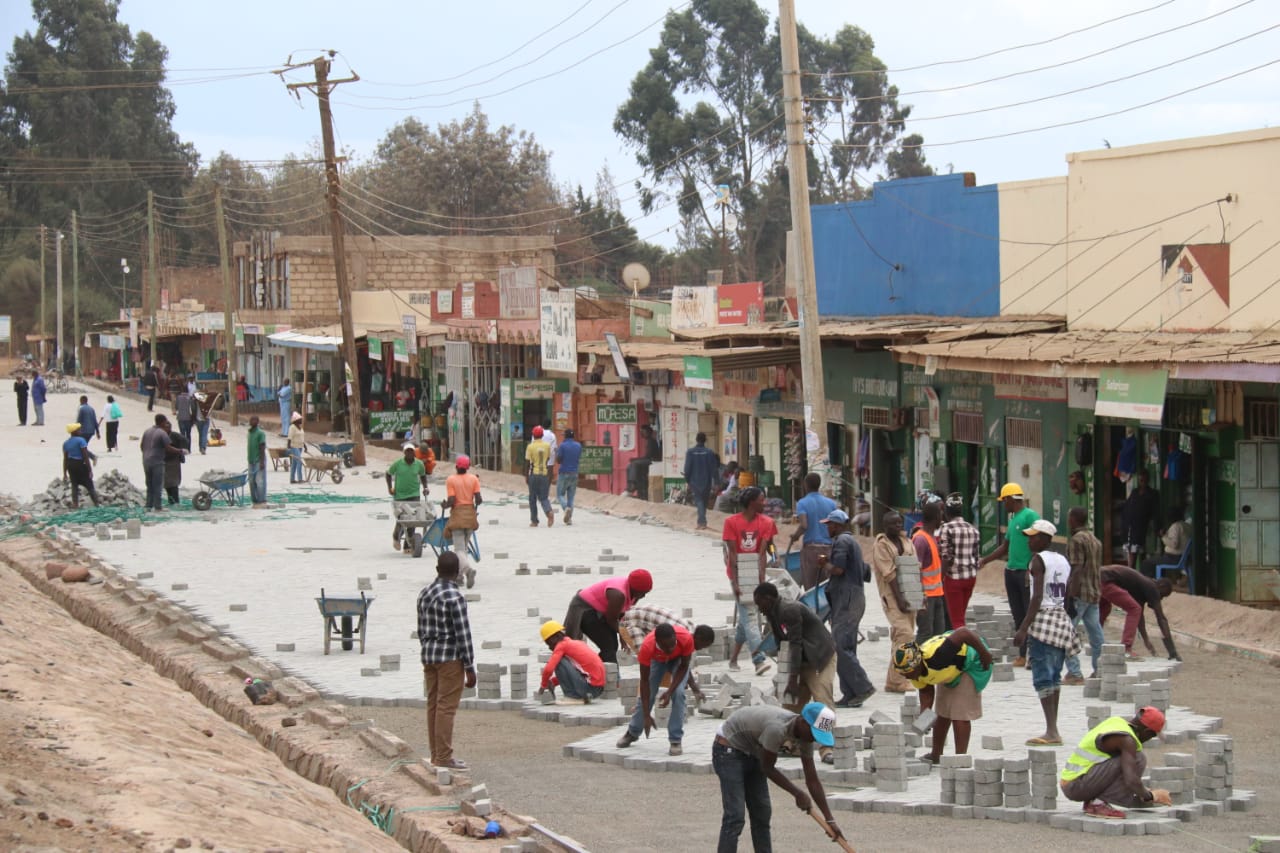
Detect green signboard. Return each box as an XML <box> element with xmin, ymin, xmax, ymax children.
<box><xmin>367</xmin><ymin>334</ymin><xmax>382</xmax><ymax>360</ymax></box>
<box><xmin>596</xmin><ymin>403</ymin><xmax>637</xmax><ymax>424</ymax></box>
<box><xmin>578</xmin><ymin>445</ymin><xmax>614</xmax><ymax>475</ymax></box>
<box><xmin>369</xmin><ymin>409</ymin><xmax>415</xmax><ymax>435</ymax></box>
<box><xmin>393</xmin><ymin>337</ymin><xmax>408</xmax><ymax>363</ymax></box>
<box><xmin>683</xmin><ymin>355</ymin><xmax>713</xmax><ymax>390</ymax></box>
<box><xmin>1095</xmin><ymin>368</ymin><xmax>1168</xmax><ymax>422</ymax></box>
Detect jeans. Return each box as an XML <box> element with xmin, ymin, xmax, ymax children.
<box><xmin>178</xmin><ymin>419</ymin><xmax>194</xmax><ymax>451</ymax></box>
<box><xmin>1065</xmin><ymin>599</ymin><xmax>1105</xmax><ymax>678</ymax></box>
<box><xmin>556</xmin><ymin>472</ymin><xmax>578</xmax><ymax>511</ymax></box>
<box><xmin>528</xmin><ymin>474</ymin><xmax>552</xmax><ymax>522</ymax></box>
<box><xmin>144</xmin><ymin>463</ymin><xmax>165</xmax><ymax>510</ymax></box>
<box><xmin>423</xmin><ymin>660</ymin><xmax>465</xmax><ymax>765</ymax></box>
<box><xmin>832</xmin><ymin>608</ymin><xmax>875</xmax><ymax>701</ymax></box>
<box><xmin>626</xmin><ymin>658</ymin><xmax>689</xmax><ymax>743</ymax></box>
<box><xmin>554</xmin><ymin>658</ymin><xmax>603</xmax><ymax>700</ymax></box>
<box><xmin>33</xmin><ymin>402</ymin><xmax>44</xmax><ymax>425</ymax></box>
<box><xmin>713</xmin><ymin>741</ymin><xmax>772</xmax><ymax>853</ymax></box>
<box><xmin>734</xmin><ymin>601</ymin><xmax>767</xmax><ymax>665</ymax></box>
<box><xmin>249</xmin><ymin>460</ymin><xmax>267</xmax><ymax>504</ymax></box>
<box><xmin>693</xmin><ymin>486</ymin><xmax>711</xmax><ymax>527</ymax></box>
<box><xmin>289</xmin><ymin>447</ymin><xmax>303</xmax><ymax>481</ymax></box>
<box><xmin>1005</xmin><ymin>569</ymin><xmax>1031</xmax><ymax>656</ymax></box>
<box><xmin>145</xmin><ymin>389</ymin><xmax>155</xmax><ymax>411</ymax></box>
<box><xmin>196</xmin><ymin>419</ymin><xmax>210</xmax><ymax>453</ymax></box>
<box><xmin>1028</xmin><ymin>636</ymin><xmax>1066</xmax><ymax>697</ymax></box>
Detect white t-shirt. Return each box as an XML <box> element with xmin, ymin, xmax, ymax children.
<box><xmin>1040</xmin><ymin>551</ymin><xmax>1071</xmax><ymax>610</ymax></box>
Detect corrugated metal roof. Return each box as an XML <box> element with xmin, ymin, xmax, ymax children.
<box><xmin>577</xmin><ymin>340</ymin><xmax>799</xmax><ymax>371</ymax></box>
<box><xmin>671</xmin><ymin>314</ymin><xmax>1064</xmax><ymax>344</ymax></box>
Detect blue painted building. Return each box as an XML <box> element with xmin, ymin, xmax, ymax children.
<box><xmin>812</xmin><ymin>173</ymin><xmax>999</xmax><ymax>317</ymax></box>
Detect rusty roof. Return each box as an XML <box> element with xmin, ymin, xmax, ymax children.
<box><xmin>670</xmin><ymin>315</ymin><xmax>1064</xmax><ymax>346</ymax></box>
<box><xmin>577</xmin><ymin>339</ymin><xmax>799</xmax><ymax>371</ymax></box>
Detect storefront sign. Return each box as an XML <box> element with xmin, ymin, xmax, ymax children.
<box><xmin>513</xmin><ymin>379</ymin><xmax>557</xmax><ymax>399</ymax></box>
<box><xmin>683</xmin><ymin>355</ymin><xmax>714</xmax><ymax>390</ymax></box>
<box><xmin>1095</xmin><ymin>368</ymin><xmax>1168</xmax><ymax>422</ymax></box>
<box><xmin>596</xmin><ymin>403</ymin><xmax>637</xmax><ymax>424</ymax></box>
<box><xmin>539</xmin><ymin>289</ymin><xmax>577</xmax><ymax>373</ymax></box>
<box><xmin>367</xmin><ymin>335</ymin><xmax>382</xmax><ymax>360</ymax></box>
<box><xmin>605</xmin><ymin>331</ymin><xmax>630</xmax><ymax>382</ymax></box>
<box><xmin>578</xmin><ymin>445</ymin><xmax>614</xmax><ymax>475</ymax></box>
<box><xmin>717</xmin><ymin>282</ymin><xmax>764</xmax><ymax>325</ymax></box>
<box><xmin>670</xmin><ymin>285</ymin><xmax>717</xmax><ymax>330</ymax></box>
<box><xmin>922</xmin><ymin>386</ymin><xmax>941</xmax><ymax>438</ymax></box>
<box><xmin>369</xmin><ymin>409</ymin><xmax>415</xmax><ymax>435</ymax></box>
<box><xmin>98</xmin><ymin>333</ymin><xmax>126</xmax><ymax>350</ymax></box>
<box><xmin>460</xmin><ymin>282</ymin><xmax>476</xmax><ymax>319</ymax></box>
<box><xmin>393</xmin><ymin>337</ymin><xmax>408</xmax><ymax>364</ymax></box>
<box><xmin>437</xmin><ymin>289</ymin><xmax>454</xmax><ymax>314</ymax></box>
<box><xmin>499</xmin><ymin>266</ymin><xmax>539</xmax><ymax>319</ymax></box>
<box><xmin>993</xmin><ymin>373</ymin><xmax>1067</xmax><ymax>401</ymax></box>
<box><xmin>402</xmin><ymin>314</ymin><xmax>418</xmax><ymax>356</ymax></box>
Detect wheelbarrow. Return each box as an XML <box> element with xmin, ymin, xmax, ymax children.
<box><xmin>268</xmin><ymin>446</ymin><xmax>292</xmax><ymax>472</ymax></box>
<box><xmin>304</xmin><ymin>456</ymin><xmax>345</xmax><ymax>484</ymax></box>
<box><xmin>317</xmin><ymin>441</ymin><xmax>356</xmax><ymax>468</ymax></box>
<box><xmin>315</xmin><ymin>588</ymin><xmax>374</xmax><ymax>654</ymax></box>
<box><xmin>193</xmin><ymin>470</ymin><xmax>249</xmax><ymax>511</ymax></box>
<box><xmin>423</xmin><ymin>508</ymin><xmax>481</xmax><ymax>562</ymax></box>
<box><xmin>394</xmin><ymin>499</ymin><xmax>435</xmax><ymax>558</ymax></box>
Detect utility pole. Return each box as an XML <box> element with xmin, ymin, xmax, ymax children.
<box><xmin>214</xmin><ymin>186</ymin><xmax>239</xmax><ymax>426</ymax></box>
<box><xmin>55</xmin><ymin>230</ymin><xmax>64</xmax><ymax>371</ymax></box>
<box><xmin>283</xmin><ymin>53</ymin><xmax>366</xmax><ymax>465</ymax></box>
<box><xmin>39</xmin><ymin>224</ymin><xmax>46</xmax><ymax>366</ymax></box>
<box><xmin>72</xmin><ymin>210</ymin><xmax>80</xmax><ymax>376</ymax></box>
<box><xmin>778</xmin><ymin>0</ymin><xmax>831</xmax><ymax>486</ymax></box>
<box><xmin>147</xmin><ymin>190</ymin><xmax>158</xmax><ymax>367</ymax></box>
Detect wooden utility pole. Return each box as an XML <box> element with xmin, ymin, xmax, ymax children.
<box><xmin>72</xmin><ymin>210</ymin><xmax>80</xmax><ymax>376</ymax></box>
<box><xmin>214</xmin><ymin>186</ymin><xmax>239</xmax><ymax>426</ymax></box>
<box><xmin>146</xmin><ymin>190</ymin><xmax>158</xmax><ymax>366</ymax></box>
<box><xmin>39</xmin><ymin>224</ymin><xmax>46</xmax><ymax>365</ymax></box>
<box><xmin>778</xmin><ymin>0</ymin><xmax>831</xmax><ymax>486</ymax></box>
<box><xmin>55</xmin><ymin>230</ymin><xmax>64</xmax><ymax>370</ymax></box>
<box><xmin>284</xmin><ymin>53</ymin><xmax>366</xmax><ymax>465</ymax></box>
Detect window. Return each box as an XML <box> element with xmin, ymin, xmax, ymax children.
<box><xmin>914</xmin><ymin>407</ymin><xmax>930</xmax><ymax>431</ymax></box>
<box><xmin>1246</xmin><ymin>399</ymin><xmax>1279</xmax><ymax>439</ymax></box>
<box><xmin>1006</xmin><ymin>416</ymin><xmax>1042</xmax><ymax>450</ymax></box>
<box><xmin>953</xmin><ymin>411</ymin><xmax>985</xmax><ymax>445</ymax></box>
<box><xmin>1162</xmin><ymin>395</ymin><xmax>1202</xmax><ymax>431</ymax></box>
<box><xmin>862</xmin><ymin>406</ymin><xmax>892</xmax><ymax>428</ymax></box>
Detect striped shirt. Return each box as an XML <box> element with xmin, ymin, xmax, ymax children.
<box><xmin>620</xmin><ymin>604</ymin><xmax>693</xmax><ymax>651</ymax></box>
<box><xmin>416</xmin><ymin>578</ymin><xmax>475</xmax><ymax>669</ymax></box>
<box><xmin>937</xmin><ymin>517</ymin><xmax>981</xmax><ymax>580</ymax></box>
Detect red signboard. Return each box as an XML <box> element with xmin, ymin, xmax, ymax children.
<box><xmin>717</xmin><ymin>281</ymin><xmax>764</xmax><ymax>326</ymax></box>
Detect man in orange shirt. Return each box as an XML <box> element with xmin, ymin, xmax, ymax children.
<box><xmin>616</xmin><ymin>623</ymin><xmax>715</xmax><ymax>756</ymax></box>
<box><xmin>537</xmin><ymin>620</ymin><xmax>606</xmax><ymax>703</ymax></box>
<box><xmin>443</xmin><ymin>454</ymin><xmax>482</xmax><ymax>588</ymax></box>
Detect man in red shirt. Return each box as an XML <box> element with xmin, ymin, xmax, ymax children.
<box><xmin>617</xmin><ymin>623</ymin><xmax>716</xmax><ymax>756</ymax></box>
<box><xmin>537</xmin><ymin>620</ymin><xmax>606</xmax><ymax>703</ymax></box>
<box><xmin>723</xmin><ymin>487</ymin><xmax>776</xmax><ymax>676</ymax></box>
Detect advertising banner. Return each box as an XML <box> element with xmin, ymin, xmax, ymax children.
<box><xmin>683</xmin><ymin>356</ymin><xmax>714</xmax><ymax>390</ymax></box>
<box><xmin>499</xmin><ymin>266</ymin><xmax>540</xmax><ymax>319</ymax></box>
<box><xmin>1095</xmin><ymin>368</ymin><xmax>1168</xmax><ymax>422</ymax></box>
<box><xmin>539</xmin><ymin>289</ymin><xmax>577</xmax><ymax>373</ymax></box>
<box><xmin>670</xmin><ymin>285</ymin><xmax>718</xmax><ymax>330</ymax></box>
<box><xmin>717</xmin><ymin>281</ymin><xmax>764</xmax><ymax>325</ymax></box>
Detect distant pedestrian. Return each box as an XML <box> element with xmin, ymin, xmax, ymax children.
<box><xmin>31</xmin><ymin>370</ymin><xmax>46</xmax><ymax>425</ymax></box>
<box><xmin>13</xmin><ymin>375</ymin><xmax>29</xmax><ymax>425</ymax></box>
<box><xmin>1059</xmin><ymin>706</ymin><xmax>1172</xmax><ymax>818</ymax></box>
<box><xmin>102</xmin><ymin>395</ymin><xmax>123</xmax><ymax>452</ymax></box>
<box><xmin>193</xmin><ymin>391</ymin><xmax>213</xmax><ymax>454</ymax></box>
<box><xmin>816</xmin><ymin>509</ymin><xmax>876</xmax><ymax>708</ymax></box>
<box><xmin>912</xmin><ymin>500</ymin><xmax>948</xmax><ymax>642</ymax></box>
<box><xmin>937</xmin><ymin>492</ymin><xmax>981</xmax><ymax>628</ymax></box>
<box><xmin>615</xmin><ymin>623</ymin><xmax>715</xmax><ymax>756</ymax></box>
<box><xmin>722</xmin><ymin>487</ymin><xmax>775</xmax><ymax>676</ymax></box>
<box><xmin>174</xmin><ymin>386</ymin><xmax>197</xmax><ymax>450</ymax></box>
<box><xmin>443</xmin><ymin>454</ymin><xmax>482</xmax><ymax>588</ymax></box>
<box><xmin>537</xmin><ymin>620</ymin><xmax>605</xmax><ymax>704</ymax></box>
<box><xmin>1064</xmin><ymin>507</ymin><xmax>1105</xmax><ymax>683</ymax></box>
<box><xmin>1014</xmin><ymin>519</ymin><xmax>1079</xmax><ymax>746</ymax></box>
<box><xmin>525</xmin><ymin>425</ymin><xmax>554</xmax><ymax>527</ymax></box>
<box><xmin>787</xmin><ymin>472</ymin><xmax>836</xmax><ymax>590</ymax></box>
<box><xmin>416</xmin><ymin>551</ymin><xmax>477</xmax><ymax>770</ymax></box>
<box><xmin>247</xmin><ymin>416</ymin><xmax>267</xmax><ymax>507</ymax></box>
<box><xmin>682</xmin><ymin>431</ymin><xmax>720</xmax><ymax>529</ymax></box>
<box><xmin>62</xmin><ymin>423</ymin><xmax>100</xmax><ymax>508</ymax></box>
<box><xmin>979</xmin><ymin>482</ymin><xmax>1040</xmax><ymax>665</ymax></box>
<box><xmin>276</xmin><ymin>380</ymin><xmax>293</xmax><ymax>436</ymax></box>
<box><xmin>139</xmin><ymin>414</ymin><xmax>181</xmax><ymax>511</ymax></box>
<box><xmin>871</xmin><ymin>511</ymin><xmax>919</xmax><ymax>693</ymax></box>
<box><xmin>555</xmin><ymin>429</ymin><xmax>582</xmax><ymax>524</ymax></box>
<box><xmin>563</xmin><ymin>570</ymin><xmax>653</xmax><ymax>664</ymax></box>
<box><xmin>287</xmin><ymin>412</ymin><xmax>306</xmax><ymax>483</ymax></box>
<box><xmin>1122</xmin><ymin>470</ymin><xmax>1159</xmax><ymax>568</ymax></box>
<box><xmin>164</xmin><ymin>425</ymin><xmax>188</xmax><ymax>505</ymax></box>
<box><xmin>142</xmin><ymin>364</ymin><xmax>158</xmax><ymax>411</ymax></box>
<box><xmin>541</xmin><ymin>419</ymin><xmax>557</xmax><ymax>479</ymax></box>
<box><xmin>892</xmin><ymin>628</ymin><xmax>992</xmax><ymax>763</ymax></box>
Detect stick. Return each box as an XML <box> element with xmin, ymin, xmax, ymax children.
<box><xmin>808</xmin><ymin>807</ymin><xmax>855</xmax><ymax>852</ymax></box>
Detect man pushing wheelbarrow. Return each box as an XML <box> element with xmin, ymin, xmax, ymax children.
<box><xmin>442</xmin><ymin>454</ymin><xmax>482</xmax><ymax>588</ymax></box>
<box><xmin>387</xmin><ymin>442</ymin><xmax>430</xmax><ymax>555</ymax></box>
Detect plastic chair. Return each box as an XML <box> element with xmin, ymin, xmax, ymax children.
<box><xmin>1154</xmin><ymin>539</ymin><xmax>1193</xmax><ymax>594</ymax></box>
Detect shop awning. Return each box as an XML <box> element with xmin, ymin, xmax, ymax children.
<box><xmin>576</xmin><ymin>340</ymin><xmax>800</xmax><ymax>372</ymax></box>
<box><xmin>671</xmin><ymin>314</ymin><xmax>1064</xmax><ymax>347</ymax></box>
<box><xmin>267</xmin><ymin>324</ymin><xmax>405</xmax><ymax>353</ymax></box>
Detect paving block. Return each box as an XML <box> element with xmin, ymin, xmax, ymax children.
<box><xmin>229</xmin><ymin>603</ymin><xmax>248</xmax><ymax>612</ymax></box>
<box><xmin>981</xmin><ymin>735</ymin><xmax>1003</xmax><ymax>750</ymax></box>
<box><xmin>276</xmin><ymin>642</ymin><xmax>296</xmax><ymax>652</ymax></box>
<box><xmin>1249</xmin><ymin>837</ymin><xmax>1280</xmax><ymax>853</ymax></box>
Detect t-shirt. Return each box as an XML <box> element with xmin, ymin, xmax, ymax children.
<box><xmin>525</xmin><ymin>440</ymin><xmax>551</xmax><ymax>476</ymax></box>
<box><xmin>287</xmin><ymin>424</ymin><xmax>305</xmax><ymax>449</ymax></box>
<box><xmin>1102</xmin><ymin>567</ymin><xmax>1162</xmax><ymax>609</ymax></box>
<box><xmin>722</xmin><ymin>512</ymin><xmax>778</xmax><ymax>579</ymax></box>
<box><xmin>637</xmin><ymin>624</ymin><xmax>695</xmax><ymax>666</ymax></box>
<box><xmin>540</xmin><ymin>637</ymin><xmax>605</xmax><ymax>689</ymax></box>
<box><xmin>140</xmin><ymin>426</ymin><xmax>171</xmax><ymax>466</ymax></box>
<box><xmin>795</xmin><ymin>492</ymin><xmax>837</xmax><ymax>545</ymax></box>
<box><xmin>556</xmin><ymin>439</ymin><xmax>582</xmax><ymax>474</ymax></box>
<box><xmin>388</xmin><ymin>457</ymin><xmax>426</xmax><ymax>500</ymax></box>
<box><xmin>246</xmin><ymin>427</ymin><xmax>266</xmax><ymax>465</ymax></box>
<box><xmin>76</xmin><ymin>404</ymin><xmax>97</xmax><ymax>437</ymax></box>
<box><xmin>446</xmin><ymin>472</ymin><xmax>481</xmax><ymax>506</ymax></box>
<box><xmin>1006</xmin><ymin>506</ymin><xmax>1041</xmax><ymax>570</ymax></box>
<box><xmin>63</xmin><ymin>435</ymin><xmax>89</xmax><ymax>461</ymax></box>
<box><xmin>718</xmin><ymin>706</ymin><xmax>807</xmax><ymax>760</ymax></box>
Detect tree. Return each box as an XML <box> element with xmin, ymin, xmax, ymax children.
<box><xmin>614</xmin><ymin>0</ymin><xmax>920</xmax><ymax>286</ymax></box>
<box><xmin>883</xmin><ymin>133</ymin><xmax>935</xmax><ymax>181</ymax></box>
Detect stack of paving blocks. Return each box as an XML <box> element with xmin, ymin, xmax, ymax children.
<box><xmin>1029</xmin><ymin>747</ymin><xmax>1059</xmax><ymax>810</ymax></box>
<box><xmin>1195</xmin><ymin>735</ymin><xmax>1233</xmax><ymax>801</ymax></box>
<box><xmin>509</xmin><ymin>663</ymin><xmax>528</xmax><ymax>701</ymax></box>
<box><xmin>772</xmin><ymin>643</ymin><xmax>792</xmax><ymax>702</ymax></box>
<box><xmin>899</xmin><ymin>695</ymin><xmax>926</xmax><ymax>748</ymax></box>
<box><xmin>1149</xmin><ymin>753</ymin><xmax>1194</xmax><ymax>805</ymax></box>
<box><xmin>990</xmin><ymin>661</ymin><xmax>1015</xmax><ymax>682</ymax></box>
<box><xmin>1148</xmin><ymin>677</ymin><xmax>1171</xmax><ymax>712</ymax></box>
<box><xmin>1086</xmin><ymin>704</ymin><xmax>1112</xmax><ymax>731</ymax></box>
<box><xmin>602</xmin><ymin>663</ymin><xmax>620</xmax><ymax>701</ymax></box>
<box><xmin>475</xmin><ymin>663</ymin><xmax>504</xmax><ymax>700</ymax></box>
<box><xmin>618</xmin><ymin>676</ymin><xmax>641</xmax><ymax>714</ymax></box>
<box><xmin>952</xmin><ymin>764</ymin><xmax>976</xmax><ymax>807</ymax></box>
<box><xmin>1001</xmin><ymin>756</ymin><xmax>1031</xmax><ymax>808</ymax></box>
<box><xmin>938</xmin><ymin>754</ymin><xmax>972</xmax><ymax>805</ymax></box>
<box><xmin>973</xmin><ymin>757</ymin><xmax>1004</xmax><ymax>809</ymax></box>
<box><xmin>872</xmin><ymin>721</ymin><xmax>909</xmax><ymax>793</ymax></box>
<box><xmin>1097</xmin><ymin>643</ymin><xmax>1127</xmax><ymax>700</ymax></box>
<box><xmin>831</xmin><ymin>723</ymin><xmax>860</xmax><ymax>770</ymax></box>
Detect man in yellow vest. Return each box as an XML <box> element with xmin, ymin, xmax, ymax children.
<box><xmin>1060</xmin><ymin>706</ymin><xmax>1173</xmax><ymax>819</ymax></box>
<box><xmin>892</xmin><ymin>627</ymin><xmax>992</xmax><ymax>764</ymax></box>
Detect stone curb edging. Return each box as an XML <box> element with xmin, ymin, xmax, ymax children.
<box><xmin>1171</xmin><ymin>628</ymin><xmax>1280</xmax><ymax>666</ymax></box>
<box><xmin>0</xmin><ymin>529</ymin><xmax>564</xmax><ymax>853</ymax></box>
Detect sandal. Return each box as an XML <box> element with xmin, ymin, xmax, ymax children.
<box><xmin>1025</xmin><ymin>736</ymin><xmax>1063</xmax><ymax>746</ymax></box>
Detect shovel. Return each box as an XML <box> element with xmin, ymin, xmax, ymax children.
<box><xmin>807</xmin><ymin>807</ymin><xmax>855</xmax><ymax>852</ymax></box>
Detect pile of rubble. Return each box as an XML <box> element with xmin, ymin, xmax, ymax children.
<box><xmin>24</xmin><ymin>469</ymin><xmax>146</xmax><ymax>514</ymax></box>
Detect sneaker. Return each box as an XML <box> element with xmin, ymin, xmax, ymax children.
<box><xmin>754</xmin><ymin>660</ymin><xmax>772</xmax><ymax>676</ymax></box>
<box><xmin>434</xmin><ymin>757</ymin><xmax>468</xmax><ymax>771</ymax></box>
<box><xmin>669</xmin><ymin>742</ymin><xmax>683</xmax><ymax>756</ymax></box>
<box><xmin>728</xmin><ymin>660</ymin><xmax>741</xmax><ymax>671</ymax></box>
<box><xmin>1012</xmin><ymin>656</ymin><xmax>1027</xmax><ymax>667</ymax></box>
<box><xmin>821</xmin><ymin>750</ymin><xmax>834</xmax><ymax>765</ymax></box>
<box><xmin>1083</xmin><ymin>800</ymin><xmax>1126</xmax><ymax>819</ymax></box>
<box><xmin>1062</xmin><ymin>674</ymin><xmax>1085</xmax><ymax>686</ymax></box>
<box><xmin>530</xmin><ymin>521</ymin><xmax>539</xmax><ymax>528</ymax></box>
<box><xmin>547</xmin><ymin>511</ymin><xmax>555</xmax><ymax>528</ymax></box>
<box><xmin>616</xmin><ymin>731</ymin><xmax>639</xmax><ymax>749</ymax></box>
<box><xmin>564</xmin><ymin>507</ymin><xmax>573</xmax><ymax>524</ymax></box>
<box><xmin>1125</xmin><ymin>651</ymin><xmax>1145</xmax><ymax>662</ymax></box>
<box><xmin>465</xmin><ymin>567</ymin><xmax>476</xmax><ymax>589</ymax></box>
<box><xmin>393</xmin><ymin>538</ymin><xmax>402</xmax><ymax>552</ymax></box>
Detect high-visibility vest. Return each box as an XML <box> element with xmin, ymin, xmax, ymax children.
<box><xmin>912</xmin><ymin>529</ymin><xmax>944</xmax><ymax>597</ymax></box>
<box><xmin>1060</xmin><ymin>716</ymin><xmax>1142</xmax><ymax>783</ymax></box>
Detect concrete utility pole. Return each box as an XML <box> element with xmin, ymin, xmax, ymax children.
<box><xmin>55</xmin><ymin>231</ymin><xmax>64</xmax><ymax>370</ymax></box>
<box><xmin>284</xmin><ymin>53</ymin><xmax>366</xmax><ymax>465</ymax></box>
<box><xmin>39</xmin><ymin>224</ymin><xmax>46</xmax><ymax>365</ymax></box>
<box><xmin>147</xmin><ymin>190</ymin><xmax>158</xmax><ymax>366</ymax></box>
<box><xmin>778</xmin><ymin>0</ymin><xmax>831</xmax><ymax>485</ymax></box>
<box><xmin>214</xmin><ymin>186</ymin><xmax>239</xmax><ymax>426</ymax></box>
<box><xmin>72</xmin><ymin>210</ymin><xmax>80</xmax><ymax>376</ymax></box>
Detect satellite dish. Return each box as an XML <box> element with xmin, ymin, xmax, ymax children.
<box><xmin>622</xmin><ymin>262</ymin><xmax>651</xmax><ymax>297</ymax></box>
<box><xmin>724</xmin><ymin>212</ymin><xmax>739</xmax><ymax>231</ymax></box>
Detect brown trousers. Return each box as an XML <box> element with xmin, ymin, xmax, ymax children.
<box><xmin>883</xmin><ymin>601</ymin><xmax>917</xmax><ymax>692</ymax></box>
<box><xmin>783</xmin><ymin>653</ymin><xmax>837</xmax><ymax>711</ymax></box>
<box><xmin>423</xmin><ymin>660</ymin><xmax>465</xmax><ymax>764</ymax></box>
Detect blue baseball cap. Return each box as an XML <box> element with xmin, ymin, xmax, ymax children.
<box><xmin>801</xmin><ymin>701</ymin><xmax>836</xmax><ymax>747</ymax></box>
<box><xmin>821</xmin><ymin>509</ymin><xmax>850</xmax><ymax>525</ymax></box>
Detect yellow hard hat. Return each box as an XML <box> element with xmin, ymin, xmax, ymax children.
<box><xmin>66</xmin><ymin>423</ymin><xmax>81</xmax><ymax>434</ymax></box>
<box><xmin>998</xmin><ymin>482</ymin><xmax>1025</xmax><ymax>500</ymax></box>
<box><xmin>539</xmin><ymin>620</ymin><xmax>566</xmax><ymax>642</ymax></box>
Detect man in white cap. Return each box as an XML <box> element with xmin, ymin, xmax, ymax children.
<box><xmin>1014</xmin><ymin>518</ymin><xmax>1080</xmax><ymax>746</ymax></box>
<box><xmin>712</xmin><ymin>701</ymin><xmax>846</xmax><ymax>851</ymax></box>
<box><xmin>386</xmin><ymin>442</ymin><xmax>429</xmax><ymax>553</ymax></box>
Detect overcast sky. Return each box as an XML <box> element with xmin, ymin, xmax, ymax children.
<box><xmin>3</xmin><ymin>0</ymin><xmax>1277</xmax><ymax>248</ymax></box>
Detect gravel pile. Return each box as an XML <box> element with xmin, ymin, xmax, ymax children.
<box><xmin>24</xmin><ymin>469</ymin><xmax>146</xmax><ymax>513</ymax></box>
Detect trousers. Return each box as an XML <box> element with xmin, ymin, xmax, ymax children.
<box><xmin>423</xmin><ymin>660</ymin><xmax>465</xmax><ymax>765</ymax></box>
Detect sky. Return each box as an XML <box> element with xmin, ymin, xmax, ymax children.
<box><xmin>3</xmin><ymin>0</ymin><xmax>1277</xmax><ymax>249</ymax></box>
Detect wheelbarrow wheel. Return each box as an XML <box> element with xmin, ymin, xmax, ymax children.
<box><xmin>192</xmin><ymin>491</ymin><xmax>213</xmax><ymax>511</ymax></box>
<box><xmin>341</xmin><ymin>615</ymin><xmax>354</xmax><ymax>652</ymax></box>
<box><xmin>342</xmin><ymin>451</ymin><xmax>355</xmax><ymax>468</ymax></box>
<box><xmin>412</xmin><ymin>531</ymin><xmax>424</xmax><ymax>558</ymax></box>
<box><xmin>330</xmin><ymin>469</ymin><xmax>345</xmax><ymax>484</ymax></box>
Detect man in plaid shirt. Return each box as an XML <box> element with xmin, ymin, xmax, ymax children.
<box><xmin>937</xmin><ymin>492</ymin><xmax>981</xmax><ymax>629</ymax></box>
<box><xmin>1064</xmin><ymin>507</ymin><xmax>1105</xmax><ymax>684</ymax></box>
<box><xmin>1014</xmin><ymin>519</ymin><xmax>1081</xmax><ymax>747</ymax></box>
<box><xmin>417</xmin><ymin>551</ymin><xmax>476</xmax><ymax>769</ymax></box>
<box><xmin>620</xmin><ymin>603</ymin><xmax>694</xmax><ymax>654</ymax></box>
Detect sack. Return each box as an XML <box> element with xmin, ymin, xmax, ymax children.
<box><xmin>244</xmin><ymin>680</ymin><xmax>277</xmax><ymax>705</ymax></box>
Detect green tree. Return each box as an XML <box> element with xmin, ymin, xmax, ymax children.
<box><xmin>614</xmin><ymin>0</ymin><xmax>919</xmax><ymax>286</ymax></box>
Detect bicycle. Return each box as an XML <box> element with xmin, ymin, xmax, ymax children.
<box><xmin>45</xmin><ymin>371</ymin><xmax>71</xmax><ymax>393</ymax></box>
